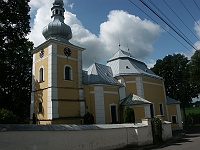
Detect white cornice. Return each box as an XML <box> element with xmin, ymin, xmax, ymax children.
<box><xmin>32</xmin><ymin>39</ymin><xmax>85</xmax><ymax>54</ymax></box>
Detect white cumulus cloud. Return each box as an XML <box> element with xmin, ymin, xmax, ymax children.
<box><xmin>28</xmin><ymin>0</ymin><xmax>162</xmax><ymax>69</ymax></box>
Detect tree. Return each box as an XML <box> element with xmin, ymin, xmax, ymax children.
<box><xmin>151</xmin><ymin>54</ymin><xmax>196</xmax><ymax>124</ymax></box>
<box><xmin>83</xmin><ymin>112</ymin><xmax>94</xmax><ymax>124</ymax></box>
<box><xmin>124</xmin><ymin>107</ymin><xmax>135</xmax><ymax>123</ymax></box>
<box><xmin>189</xmin><ymin>50</ymin><xmax>200</xmax><ymax>95</ymax></box>
<box><xmin>0</xmin><ymin>108</ymin><xmax>18</xmax><ymax>124</ymax></box>
<box><xmin>0</xmin><ymin>0</ymin><xmax>33</xmax><ymax>123</ymax></box>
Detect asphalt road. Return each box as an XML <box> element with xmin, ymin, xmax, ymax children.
<box><xmin>153</xmin><ymin>126</ymin><xmax>200</xmax><ymax>150</ymax></box>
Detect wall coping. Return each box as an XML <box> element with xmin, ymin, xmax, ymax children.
<box><xmin>0</xmin><ymin>123</ymin><xmax>148</xmax><ymax>131</ymax></box>
<box><xmin>163</xmin><ymin>121</ymin><xmax>172</xmax><ymax>124</ymax></box>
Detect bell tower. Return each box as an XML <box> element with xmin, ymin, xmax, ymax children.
<box><xmin>30</xmin><ymin>0</ymin><xmax>85</xmax><ymax>124</ymax></box>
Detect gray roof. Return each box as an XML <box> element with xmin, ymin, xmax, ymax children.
<box><xmin>120</xmin><ymin>93</ymin><xmax>152</xmax><ymax>106</ymax></box>
<box><xmin>166</xmin><ymin>96</ymin><xmax>181</xmax><ymax>105</ymax></box>
<box><xmin>83</xmin><ymin>63</ymin><xmax>121</xmax><ymax>86</ymax></box>
<box><xmin>107</xmin><ymin>49</ymin><xmax>162</xmax><ymax>79</ymax></box>
<box><xmin>108</xmin><ymin>49</ymin><xmax>142</xmax><ymax>63</ymax></box>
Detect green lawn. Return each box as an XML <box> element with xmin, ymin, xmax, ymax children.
<box><xmin>183</xmin><ymin>107</ymin><xmax>200</xmax><ymax>115</ymax></box>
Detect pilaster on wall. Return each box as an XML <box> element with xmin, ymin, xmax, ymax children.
<box><xmin>144</xmin><ymin>105</ymin><xmax>151</xmax><ymax>118</ymax></box>
<box><xmin>79</xmin><ymin>89</ymin><xmax>85</xmax><ymax>117</ymax></box>
<box><xmin>94</xmin><ymin>86</ymin><xmax>105</xmax><ymax>124</ymax></box>
<box><xmin>119</xmin><ymin>77</ymin><xmax>126</xmax><ymax>100</ymax></box>
<box><xmin>136</xmin><ymin>77</ymin><xmax>144</xmax><ymax>98</ymax></box>
<box><xmin>47</xmin><ymin>43</ymin><xmax>58</xmax><ymax>119</ymax></box>
<box><xmin>176</xmin><ymin>104</ymin><xmax>183</xmax><ymax>129</ymax></box>
<box><xmin>78</xmin><ymin>51</ymin><xmax>85</xmax><ymax>117</ymax></box>
<box><xmin>78</xmin><ymin>51</ymin><xmax>83</xmax><ymax>89</ymax></box>
<box><xmin>30</xmin><ymin>54</ymin><xmax>36</xmax><ymax>119</ymax></box>
<box><xmin>163</xmin><ymin>82</ymin><xmax>169</xmax><ymax>121</ymax></box>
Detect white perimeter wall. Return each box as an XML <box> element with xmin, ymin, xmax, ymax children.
<box><xmin>0</xmin><ymin>120</ymin><xmax>172</xmax><ymax>150</ymax></box>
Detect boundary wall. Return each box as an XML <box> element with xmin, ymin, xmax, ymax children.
<box><xmin>0</xmin><ymin>119</ymin><xmax>172</xmax><ymax>150</ymax></box>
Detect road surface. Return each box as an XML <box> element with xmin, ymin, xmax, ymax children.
<box><xmin>154</xmin><ymin>126</ymin><xmax>200</xmax><ymax>150</ymax></box>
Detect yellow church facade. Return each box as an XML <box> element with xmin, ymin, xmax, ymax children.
<box><xmin>30</xmin><ymin>0</ymin><xmax>182</xmax><ymax>130</ymax></box>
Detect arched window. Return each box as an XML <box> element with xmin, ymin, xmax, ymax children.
<box><xmin>39</xmin><ymin>67</ymin><xmax>44</xmax><ymax>82</ymax></box>
<box><xmin>64</xmin><ymin>65</ymin><xmax>72</xmax><ymax>80</ymax></box>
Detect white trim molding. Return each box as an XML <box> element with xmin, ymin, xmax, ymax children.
<box><xmin>119</xmin><ymin>77</ymin><xmax>126</xmax><ymax>100</ymax></box>
<box><xmin>79</xmin><ymin>89</ymin><xmax>85</xmax><ymax>117</ymax></box>
<box><xmin>30</xmin><ymin>54</ymin><xmax>36</xmax><ymax>119</ymax></box>
<box><xmin>163</xmin><ymin>82</ymin><xmax>169</xmax><ymax>121</ymax></box>
<box><xmin>143</xmin><ymin>81</ymin><xmax>163</xmax><ymax>86</ymax></box>
<box><xmin>144</xmin><ymin>105</ymin><xmax>151</xmax><ymax>118</ymax></box>
<box><xmin>176</xmin><ymin>104</ymin><xmax>183</xmax><ymax>129</ymax></box>
<box><xmin>47</xmin><ymin>43</ymin><xmax>58</xmax><ymax>119</ymax></box>
<box><xmin>136</xmin><ymin>77</ymin><xmax>144</xmax><ymax>98</ymax></box>
<box><xmin>90</xmin><ymin>91</ymin><xmax>118</xmax><ymax>95</ymax></box>
<box><xmin>57</xmin><ymin>54</ymin><xmax>78</xmax><ymax>61</ymax></box>
<box><xmin>94</xmin><ymin>86</ymin><xmax>105</xmax><ymax>124</ymax></box>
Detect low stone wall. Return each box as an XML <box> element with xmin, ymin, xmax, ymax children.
<box><xmin>0</xmin><ymin>119</ymin><xmax>172</xmax><ymax>150</ymax></box>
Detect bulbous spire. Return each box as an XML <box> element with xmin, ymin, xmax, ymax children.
<box><xmin>53</xmin><ymin>0</ymin><xmax>64</xmax><ymax>6</ymax></box>
<box><xmin>42</xmin><ymin>0</ymin><xmax>72</xmax><ymax>42</ymax></box>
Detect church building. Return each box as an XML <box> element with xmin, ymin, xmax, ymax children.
<box><xmin>30</xmin><ymin>0</ymin><xmax>182</xmax><ymax>130</ymax></box>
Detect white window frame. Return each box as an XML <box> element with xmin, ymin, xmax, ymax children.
<box><xmin>38</xmin><ymin>66</ymin><xmax>44</xmax><ymax>82</ymax></box>
<box><xmin>64</xmin><ymin>65</ymin><xmax>73</xmax><ymax>80</ymax></box>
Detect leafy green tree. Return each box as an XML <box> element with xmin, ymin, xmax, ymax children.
<box><xmin>0</xmin><ymin>0</ymin><xmax>33</xmax><ymax>122</ymax></box>
<box><xmin>83</xmin><ymin>112</ymin><xmax>94</xmax><ymax>124</ymax></box>
<box><xmin>151</xmin><ymin>54</ymin><xmax>196</xmax><ymax>124</ymax></box>
<box><xmin>124</xmin><ymin>107</ymin><xmax>135</xmax><ymax>123</ymax></box>
<box><xmin>189</xmin><ymin>50</ymin><xmax>200</xmax><ymax>94</ymax></box>
<box><xmin>151</xmin><ymin>117</ymin><xmax>163</xmax><ymax>143</ymax></box>
<box><xmin>0</xmin><ymin>108</ymin><xmax>18</xmax><ymax>124</ymax></box>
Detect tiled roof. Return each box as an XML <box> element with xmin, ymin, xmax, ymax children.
<box><xmin>120</xmin><ymin>93</ymin><xmax>152</xmax><ymax>106</ymax></box>
<box><xmin>107</xmin><ymin>49</ymin><xmax>162</xmax><ymax>79</ymax></box>
<box><xmin>83</xmin><ymin>63</ymin><xmax>121</xmax><ymax>86</ymax></box>
<box><xmin>166</xmin><ymin>96</ymin><xmax>181</xmax><ymax>105</ymax></box>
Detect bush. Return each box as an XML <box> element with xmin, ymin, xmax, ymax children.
<box><xmin>124</xmin><ymin>107</ymin><xmax>135</xmax><ymax>123</ymax></box>
<box><xmin>83</xmin><ymin>112</ymin><xmax>94</xmax><ymax>124</ymax></box>
<box><xmin>151</xmin><ymin>117</ymin><xmax>163</xmax><ymax>143</ymax></box>
<box><xmin>0</xmin><ymin>109</ymin><xmax>18</xmax><ymax>124</ymax></box>
<box><xmin>186</xmin><ymin>113</ymin><xmax>200</xmax><ymax>125</ymax></box>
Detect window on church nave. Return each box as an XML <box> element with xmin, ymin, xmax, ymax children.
<box><xmin>64</xmin><ymin>65</ymin><xmax>72</xmax><ymax>80</ymax></box>
<box><xmin>39</xmin><ymin>67</ymin><xmax>44</xmax><ymax>82</ymax></box>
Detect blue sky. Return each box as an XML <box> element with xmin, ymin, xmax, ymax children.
<box><xmin>28</xmin><ymin>0</ymin><xmax>200</xmax><ymax>68</ymax></box>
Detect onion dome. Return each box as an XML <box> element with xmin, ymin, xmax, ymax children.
<box><xmin>53</xmin><ymin>0</ymin><xmax>64</xmax><ymax>6</ymax></box>
<box><xmin>42</xmin><ymin>0</ymin><xmax>72</xmax><ymax>42</ymax></box>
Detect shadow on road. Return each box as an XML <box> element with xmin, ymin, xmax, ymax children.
<box><xmin>153</xmin><ymin>126</ymin><xmax>200</xmax><ymax>149</ymax></box>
